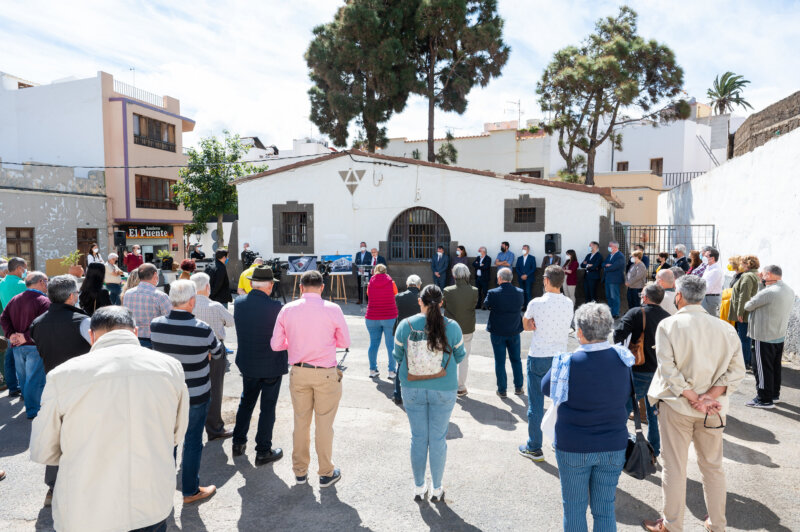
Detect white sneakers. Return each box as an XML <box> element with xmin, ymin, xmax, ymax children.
<box><xmin>413</xmin><ymin>484</ymin><xmax>427</xmax><ymax>501</ymax></box>
<box><xmin>369</xmin><ymin>370</ymin><xmax>379</xmax><ymax>378</ymax></box>
<box><xmin>430</xmin><ymin>486</ymin><xmax>445</xmax><ymax>502</ymax></box>
<box><xmin>388</xmin><ymin>371</ymin><xmax>397</xmax><ymax>380</ymax></box>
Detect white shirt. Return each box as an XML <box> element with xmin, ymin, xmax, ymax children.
<box><xmin>477</xmin><ymin>255</ymin><xmax>487</xmax><ymax>276</ymax></box>
<box><xmin>524</xmin><ymin>292</ymin><xmax>575</xmax><ymax>358</ymax></box>
<box><xmin>87</xmin><ymin>253</ymin><xmax>103</xmax><ymax>265</ymax></box>
<box><xmin>702</xmin><ymin>262</ymin><xmax>724</xmax><ymax>294</ymax></box>
<box><xmin>371</xmin><ymin>256</ymin><xmax>377</xmax><ymax>266</ymax></box>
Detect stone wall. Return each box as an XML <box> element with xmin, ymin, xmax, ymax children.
<box><xmin>0</xmin><ymin>160</ymin><xmax>105</xmax><ymax>195</ymax></box>
<box><xmin>733</xmin><ymin>90</ymin><xmax>800</xmax><ymax>157</ymax></box>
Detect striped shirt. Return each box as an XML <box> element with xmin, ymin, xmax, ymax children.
<box><xmin>122</xmin><ymin>282</ymin><xmax>172</xmax><ymax>339</ymax></box>
<box><xmin>150</xmin><ymin>310</ymin><xmax>223</xmax><ymax>405</ymax></box>
<box><xmin>192</xmin><ymin>295</ymin><xmax>233</xmax><ymax>341</ymax></box>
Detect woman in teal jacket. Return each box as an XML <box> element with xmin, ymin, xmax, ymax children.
<box><xmin>393</xmin><ymin>285</ymin><xmax>466</xmax><ymax>503</ymax></box>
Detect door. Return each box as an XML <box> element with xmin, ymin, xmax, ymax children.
<box><xmin>650</xmin><ymin>158</ymin><xmax>663</xmax><ymax>176</ymax></box>
<box><xmin>77</xmin><ymin>228</ymin><xmax>98</xmax><ymax>267</ymax></box>
<box><xmin>6</xmin><ymin>228</ymin><xmax>35</xmax><ymax>269</ymax></box>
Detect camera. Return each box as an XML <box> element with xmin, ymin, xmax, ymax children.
<box><xmin>265</xmin><ymin>257</ymin><xmax>288</xmax><ymax>280</ymax></box>
<box><xmin>317</xmin><ymin>260</ymin><xmax>334</xmax><ymax>276</ymax></box>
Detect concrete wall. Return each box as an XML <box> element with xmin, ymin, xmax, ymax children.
<box><xmin>658</xmin><ymin>127</ymin><xmax>800</xmax><ymax>356</ymax></box>
<box><xmin>594</xmin><ymin>172</ymin><xmax>662</xmax><ymax>225</ymax></box>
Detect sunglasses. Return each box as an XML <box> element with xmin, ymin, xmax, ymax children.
<box><xmin>704</xmin><ymin>413</ymin><xmax>725</xmax><ymax>429</ymax></box>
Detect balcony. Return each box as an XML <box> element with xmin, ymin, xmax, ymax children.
<box><xmin>114</xmin><ymin>79</ymin><xmax>164</xmax><ymax>108</ymax></box>
<box><xmin>662</xmin><ymin>171</ymin><xmax>706</xmax><ymax>189</ymax></box>
<box><xmin>134</xmin><ymin>134</ymin><xmax>176</xmax><ymax>152</ymax></box>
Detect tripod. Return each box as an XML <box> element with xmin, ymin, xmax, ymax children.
<box><xmin>270</xmin><ymin>279</ymin><xmax>287</xmax><ymax>304</ymax></box>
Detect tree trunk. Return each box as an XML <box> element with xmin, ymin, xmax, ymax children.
<box><xmin>585</xmin><ymin>150</ymin><xmax>596</xmax><ymax>186</ymax></box>
<box><xmin>426</xmin><ymin>50</ymin><xmax>436</xmax><ymax>163</ymax></box>
<box><xmin>217</xmin><ymin>212</ymin><xmax>225</xmax><ymax>248</ymax></box>
<box><xmin>365</xmin><ymin>87</ymin><xmax>377</xmax><ymax>153</ymax></box>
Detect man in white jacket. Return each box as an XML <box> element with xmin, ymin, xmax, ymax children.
<box><xmin>30</xmin><ymin>306</ymin><xmax>189</xmax><ymax>532</ymax></box>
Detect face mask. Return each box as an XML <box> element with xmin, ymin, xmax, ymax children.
<box><xmin>588</xmin><ymin>246</ymin><xmax>593</xmax><ymax>252</ymax></box>
<box><xmin>22</xmin><ymin>269</ymin><xmax>28</xmax><ymax>279</ymax></box>
<box><xmin>727</xmin><ymin>264</ymin><xmax>734</xmax><ymax>271</ymax></box>
<box><xmin>523</xmin><ymin>250</ymin><xmax>528</xmax><ymax>255</ymax></box>
<box><xmin>702</xmin><ymin>256</ymin><xmax>708</xmax><ymax>265</ymax></box>
<box><xmin>501</xmin><ymin>247</ymin><xmax>507</xmax><ymax>252</ymax></box>
<box><xmin>92</xmin><ymin>247</ymin><xmax>99</xmax><ymax>253</ymax></box>
<box><xmin>673</xmin><ymin>296</ymin><xmax>679</xmax><ymax>308</ymax></box>
<box><xmin>360</xmin><ymin>247</ymin><xmax>366</xmax><ymax>252</ymax></box>
<box><xmin>630</xmin><ymin>257</ymin><xmax>635</xmax><ymax>263</ymax></box>
<box><xmin>672</xmin><ymin>253</ymin><xmax>678</xmax><ymax>258</ymax></box>
<box><xmin>456</xmin><ymin>250</ymin><xmax>461</xmax><ymax>257</ymax></box>
<box><xmin>134</xmin><ymin>249</ymin><xmax>140</xmax><ymax>255</ymax></box>
<box><xmin>608</xmin><ymin>247</ymin><xmax>613</xmax><ymax>253</ymax></box>
<box><xmin>437</xmin><ymin>252</ymin><xmax>442</xmax><ymax>258</ymax></box>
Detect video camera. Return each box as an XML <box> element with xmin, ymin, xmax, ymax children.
<box><xmin>317</xmin><ymin>260</ymin><xmax>334</xmax><ymax>276</ymax></box>
<box><xmin>265</xmin><ymin>257</ymin><xmax>289</xmax><ymax>280</ymax></box>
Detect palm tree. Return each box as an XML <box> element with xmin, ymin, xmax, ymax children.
<box><xmin>707</xmin><ymin>72</ymin><xmax>754</xmax><ymax>115</ymax></box>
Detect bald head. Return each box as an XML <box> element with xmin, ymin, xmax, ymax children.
<box><xmin>656</xmin><ymin>268</ymin><xmax>675</xmax><ymax>289</ymax></box>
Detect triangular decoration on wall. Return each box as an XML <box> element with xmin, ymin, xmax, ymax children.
<box><xmin>355</xmin><ymin>169</ymin><xmax>366</xmax><ymax>181</ymax></box>
<box><xmin>338</xmin><ymin>170</ymin><xmax>349</xmax><ymax>182</ymax></box>
<box><xmin>339</xmin><ymin>169</ymin><xmax>362</xmax><ymax>195</ymax></box>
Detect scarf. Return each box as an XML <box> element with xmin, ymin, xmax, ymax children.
<box><xmin>549</xmin><ymin>341</ymin><xmax>635</xmax><ymax>405</ymax></box>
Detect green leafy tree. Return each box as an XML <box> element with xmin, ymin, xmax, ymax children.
<box><xmin>306</xmin><ymin>1</ymin><xmax>417</xmax><ymax>152</ymax></box>
<box><xmin>707</xmin><ymin>71</ymin><xmax>753</xmax><ymax>115</ymax></box>
<box><xmin>413</xmin><ymin>0</ymin><xmax>510</xmax><ymax>162</ymax></box>
<box><xmin>173</xmin><ymin>132</ymin><xmax>267</xmax><ymax>248</ymax></box>
<box><xmin>537</xmin><ymin>6</ymin><xmax>686</xmax><ymax>185</ymax></box>
<box><xmin>434</xmin><ymin>130</ymin><xmax>458</xmax><ymax>165</ymax></box>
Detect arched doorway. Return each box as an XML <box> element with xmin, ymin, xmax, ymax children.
<box><xmin>387</xmin><ymin>207</ymin><xmax>451</xmax><ymax>261</ymax></box>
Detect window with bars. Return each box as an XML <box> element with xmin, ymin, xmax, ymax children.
<box><xmin>616</xmin><ymin>161</ymin><xmax>629</xmax><ymax>171</ymax></box>
<box><xmin>133</xmin><ymin>113</ymin><xmax>176</xmax><ymax>152</ymax></box>
<box><xmin>388</xmin><ymin>207</ymin><xmax>450</xmax><ymax>261</ymax></box>
<box><xmin>514</xmin><ymin>207</ymin><xmax>536</xmax><ymax>224</ymax></box>
<box><xmin>281</xmin><ymin>212</ymin><xmax>308</xmax><ymax>247</ymax></box>
<box><xmin>6</xmin><ymin>227</ymin><xmax>34</xmax><ymax>269</ymax></box>
<box><xmin>650</xmin><ymin>158</ymin><xmax>663</xmax><ymax>176</ymax></box>
<box><xmin>135</xmin><ymin>175</ymin><xmax>177</xmax><ymax>210</ymax></box>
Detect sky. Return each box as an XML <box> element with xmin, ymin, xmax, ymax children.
<box><xmin>2</xmin><ymin>0</ymin><xmax>800</xmax><ymax>151</ymax></box>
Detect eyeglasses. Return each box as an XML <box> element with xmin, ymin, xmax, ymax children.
<box><xmin>704</xmin><ymin>413</ymin><xmax>725</xmax><ymax>429</ymax></box>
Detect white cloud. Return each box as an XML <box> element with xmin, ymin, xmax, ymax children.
<box><xmin>1</xmin><ymin>0</ymin><xmax>798</xmax><ymax>151</ymax></box>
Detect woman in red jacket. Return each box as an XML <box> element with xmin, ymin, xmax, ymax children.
<box><xmin>365</xmin><ymin>263</ymin><xmax>398</xmax><ymax>379</ymax></box>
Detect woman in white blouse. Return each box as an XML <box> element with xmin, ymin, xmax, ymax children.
<box><xmin>86</xmin><ymin>243</ymin><xmax>104</xmax><ymax>265</ymax></box>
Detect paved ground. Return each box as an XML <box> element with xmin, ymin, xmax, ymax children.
<box><xmin>1</xmin><ymin>303</ymin><xmax>799</xmax><ymax>531</ymax></box>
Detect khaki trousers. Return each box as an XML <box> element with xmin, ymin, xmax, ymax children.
<box><xmin>457</xmin><ymin>333</ymin><xmax>473</xmax><ymax>391</ymax></box>
<box><xmin>289</xmin><ymin>365</ymin><xmax>342</xmax><ymax>477</ymax></box>
<box><xmin>659</xmin><ymin>402</ymin><xmax>726</xmax><ymax>532</ymax></box>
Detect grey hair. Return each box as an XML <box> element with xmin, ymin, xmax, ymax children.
<box><xmin>169</xmin><ymin>279</ymin><xmax>197</xmax><ymax>306</ymax></box>
<box><xmin>253</xmin><ymin>257</ymin><xmax>264</xmax><ymax>264</ymax></box>
<box><xmin>48</xmin><ymin>275</ymin><xmax>78</xmax><ymax>304</ymax></box>
<box><xmin>251</xmin><ymin>280</ymin><xmax>273</xmax><ymax>289</ymax></box>
<box><xmin>669</xmin><ymin>266</ymin><xmax>685</xmax><ymax>280</ymax></box>
<box><xmin>108</xmin><ymin>252</ymin><xmax>119</xmax><ymax>260</ymax></box>
<box><xmin>406</xmin><ymin>274</ymin><xmax>422</xmax><ymax>287</ymax></box>
<box><xmin>497</xmin><ymin>267</ymin><xmax>513</xmax><ymax>282</ymax></box>
<box><xmin>25</xmin><ymin>271</ymin><xmax>47</xmax><ymax>287</ymax></box>
<box><xmin>91</xmin><ymin>306</ymin><xmax>136</xmax><ymax>332</ymax></box>
<box><xmin>452</xmin><ymin>263</ymin><xmax>470</xmax><ymax>281</ymax></box>
<box><xmin>479</xmin><ymin>246</ymin><xmax>487</xmax><ymax>253</ymax></box>
<box><xmin>675</xmin><ymin>244</ymin><xmax>687</xmax><ymax>255</ymax></box>
<box><xmin>675</xmin><ymin>275</ymin><xmax>706</xmax><ymax>304</ymax></box>
<box><xmin>190</xmin><ymin>272</ymin><xmax>210</xmax><ymax>292</ymax></box>
<box><xmin>0</xmin><ymin>262</ymin><xmax>7</xmax><ymax>273</ymax></box>
<box><xmin>575</xmin><ymin>302</ymin><xmax>614</xmax><ymax>342</ymax></box>
<box><xmin>763</xmin><ymin>264</ymin><xmax>782</xmax><ymax>277</ymax></box>
<box><xmin>656</xmin><ymin>268</ymin><xmax>675</xmax><ymax>287</ymax></box>
<box><xmin>609</xmin><ymin>241</ymin><xmax>619</xmax><ymax>248</ymax></box>
<box><xmin>642</xmin><ymin>282</ymin><xmax>665</xmax><ymax>304</ymax></box>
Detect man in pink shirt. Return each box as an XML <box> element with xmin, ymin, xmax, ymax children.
<box><xmin>271</xmin><ymin>270</ymin><xmax>350</xmax><ymax>488</ymax></box>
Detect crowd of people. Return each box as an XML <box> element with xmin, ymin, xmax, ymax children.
<box><xmin>0</xmin><ymin>234</ymin><xmax>796</xmax><ymax>531</ymax></box>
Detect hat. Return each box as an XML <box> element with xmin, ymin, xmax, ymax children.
<box><xmin>195</xmin><ymin>243</ymin><xmax>203</xmax><ymax>247</ymax></box>
<box><xmin>247</xmin><ymin>265</ymin><xmax>275</xmax><ymax>282</ymax></box>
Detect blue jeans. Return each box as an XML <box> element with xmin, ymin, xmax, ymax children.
<box><xmin>181</xmin><ymin>400</ymin><xmax>210</xmax><ymax>496</ymax></box>
<box><xmin>625</xmin><ymin>371</ymin><xmax>660</xmax><ymax>457</ymax></box>
<box><xmin>555</xmin><ymin>449</ymin><xmax>626</xmax><ymax>532</ymax></box>
<box><xmin>107</xmin><ymin>283</ymin><xmax>122</xmax><ymax>305</ymax></box>
<box><xmin>138</xmin><ymin>338</ymin><xmax>152</xmax><ymax>349</ymax></box>
<box><xmin>526</xmin><ymin>356</ymin><xmax>553</xmax><ymax>451</ymax></box>
<box><xmin>605</xmin><ymin>283</ymin><xmax>621</xmax><ymax>317</ymax></box>
<box><xmin>3</xmin><ymin>346</ymin><xmax>20</xmax><ymax>392</ymax></box>
<box><xmin>366</xmin><ymin>318</ymin><xmax>396</xmax><ymax>373</ymax></box>
<box><xmin>737</xmin><ymin>321</ymin><xmax>752</xmax><ymax>367</ymax></box>
<box><xmin>626</xmin><ymin>288</ymin><xmax>641</xmax><ymax>311</ymax></box>
<box><xmin>433</xmin><ymin>274</ymin><xmax>447</xmax><ymax>290</ymax></box>
<box><xmin>490</xmin><ymin>334</ymin><xmax>523</xmax><ymax>393</ymax></box>
<box><xmin>403</xmin><ymin>388</ymin><xmax>457</xmax><ymax>489</ymax></box>
<box><xmin>14</xmin><ymin>346</ymin><xmax>46</xmax><ymax>418</ymax></box>
<box><xmin>394</xmin><ymin>371</ymin><xmax>402</xmax><ymax>401</ymax></box>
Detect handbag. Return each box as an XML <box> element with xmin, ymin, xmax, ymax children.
<box><xmin>627</xmin><ymin>307</ymin><xmax>647</xmax><ymax>366</ymax></box>
<box><xmin>405</xmin><ymin>321</ymin><xmax>452</xmax><ymax>381</ymax></box>
<box><xmin>623</xmin><ymin>371</ymin><xmax>657</xmax><ymax>479</ymax></box>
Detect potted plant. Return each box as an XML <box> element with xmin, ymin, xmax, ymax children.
<box><xmin>157</xmin><ymin>249</ymin><xmax>174</xmax><ymax>271</ymax></box>
<box><xmin>60</xmin><ymin>250</ymin><xmax>84</xmax><ymax>277</ymax></box>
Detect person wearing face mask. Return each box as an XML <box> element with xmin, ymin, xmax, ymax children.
<box><xmin>743</xmin><ymin>264</ymin><xmax>795</xmax><ymax>409</ymax></box>
<box><xmin>431</xmin><ymin>245</ymin><xmax>450</xmax><ymax>291</ymax></box>
<box><xmin>691</xmin><ymin>246</ymin><xmax>711</xmax><ymax>277</ymax></box>
<box><xmin>580</xmin><ymin>242</ymin><xmax>603</xmax><ymax>303</ymax></box>
<box><xmin>602</xmin><ymin>241</ymin><xmax>625</xmax><ymax>318</ymax></box>
<box><xmin>515</xmin><ymin>245</ymin><xmax>537</xmax><ymax>308</ymax></box>
<box><xmin>205</xmin><ymin>249</ymin><xmax>232</xmax><ymax>306</ymax></box>
<box><xmin>472</xmin><ymin>247</ymin><xmax>492</xmax><ymax>308</ymax></box>
<box><xmin>86</xmin><ymin>243</ymin><xmax>104</xmax><ymax>265</ymax></box>
<box><xmin>625</xmin><ymin>250</ymin><xmax>647</xmax><ymax>310</ymax></box>
<box><xmin>700</xmin><ymin>247</ymin><xmax>724</xmax><ymax>316</ymax></box>
<box><xmin>0</xmin><ymin>257</ymin><xmax>28</xmax><ymax>397</ymax></box>
<box><xmin>124</xmin><ymin>245</ymin><xmax>144</xmax><ymax>272</ymax></box>
<box><xmin>354</xmin><ymin>242</ymin><xmax>370</xmax><ymax>305</ymax></box>
<box><xmin>453</xmin><ymin>246</ymin><xmax>469</xmax><ymax>269</ymax></box>
<box><xmin>672</xmin><ymin>244</ymin><xmax>689</xmax><ymax>272</ymax></box>
<box><xmin>728</xmin><ymin>255</ymin><xmax>760</xmax><ymax>370</ymax></box>
<box><xmin>495</xmin><ymin>242</ymin><xmax>515</xmax><ymax>270</ymax></box>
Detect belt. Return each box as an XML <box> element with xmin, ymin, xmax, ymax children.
<box><xmin>292</xmin><ymin>362</ymin><xmax>334</xmax><ymax>369</ymax></box>
<box><xmin>706</xmin><ymin>293</ymin><xmax>721</xmax><ymax>297</ymax></box>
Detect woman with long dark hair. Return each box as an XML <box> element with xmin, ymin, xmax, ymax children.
<box><xmin>86</xmin><ymin>242</ymin><xmax>103</xmax><ymax>265</ymax></box>
<box><xmin>562</xmin><ymin>249</ymin><xmax>579</xmax><ymax>305</ymax></box>
<box><xmin>78</xmin><ymin>263</ymin><xmax>112</xmax><ymax>316</ymax></box>
<box><xmin>393</xmin><ymin>285</ymin><xmax>466</xmax><ymax>502</ymax></box>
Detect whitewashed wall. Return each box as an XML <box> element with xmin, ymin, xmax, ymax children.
<box><xmin>237</xmin><ymin>155</ymin><xmax>609</xmax><ymax>262</ymax></box>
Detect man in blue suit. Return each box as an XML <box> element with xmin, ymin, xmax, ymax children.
<box><xmin>431</xmin><ymin>245</ymin><xmax>449</xmax><ymax>290</ymax></box>
<box><xmin>603</xmin><ymin>241</ymin><xmax>626</xmax><ymax>318</ymax></box>
<box><xmin>484</xmin><ymin>268</ymin><xmax>525</xmax><ymax>397</ymax></box>
<box><xmin>472</xmin><ymin>247</ymin><xmax>492</xmax><ymax>309</ymax></box>
<box><xmin>515</xmin><ymin>245</ymin><xmax>537</xmax><ymax>308</ymax></box>
<box><xmin>581</xmin><ymin>241</ymin><xmax>603</xmax><ymax>302</ymax></box>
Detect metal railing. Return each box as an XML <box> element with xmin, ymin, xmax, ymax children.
<box><xmin>134</xmin><ymin>134</ymin><xmax>176</xmax><ymax>152</ymax></box>
<box><xmin>113</xmin><ymin>79</ymin><xmax>164</xmax><ymax>108</ymax></box>
<box><xmin>613</xmin><ymin>224</ymin><xmax>716</xmax><ymax>277</ymax></box>
<box><xmin>662</xmin><ymin>172</ymin><xmax>706</xmax><ymax>188</ymax></box>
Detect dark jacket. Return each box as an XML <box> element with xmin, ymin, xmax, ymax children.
<box><xmin>233</xmin><ymin>290</ymin><xmax>288</xmax><ymax>378</ymax></box>
<box><xmin>206</xmin><ymin>259</ymin><xmax>232</xmax><ymax>305</ymax></box>
<box><xmin>394</xmin><ymin>287</ymin><xmax>421</xmax><ymax>334</ymax></box>
<box><xmin>581</xmin><ymin>252</ymin><xmax>603</xmax><ymax>280</ymax></box>
<box><xmin>603</xmin><ymin>252</ymin><xmax>626</xmax><ymax>285</ymax></box>
<box><xmin>0</xmin><ymin>290</ymin><xmax>51</xmax><ymax>345</ymax></box>
<box><xmin>443</xmin><ymin>280</ymin><xmax>478</xmax><ymax>334</ymax></box>
<box><xmin>675</xmin><ymin>256</ymin><xmax>690</xmax><ymax>272</ymax></box>
<box><xmin>431</xmin><ymin>253</ymin><xmax>450</xmax><ymax>276</ymax></box>
<box><xmin>515</xmin><ymin>254</ymin><xmax>537</xmax><ymax>281</ymax></box>
<box><xmin>30</xmin><ymin>302</ymin><xmax>91</xmax><ymax>373</ymax></box>
<box><xmin>612</xmin><ymin>303</ymin><xmax>671</xmax><ymax>373</ymax></box>
<box><xmin>79</xmin><ymin>288</ymin><xmax>112</xmax><ymax>316</ymax></box>
<box><xmin>484</xmin><ymin>283</ymin><xmax>524</xmax><ymax>336</ymax></box>
<box><xmin>472</xmin><ymin>255</ymin><xmax>492</xmax><ymax>284</ymax></box>
<box><xmin>241</xmin><ymin>249</ymin><xmax>257</xmax><ymax>270</ymax></box>
<box><xmin>190</xmin><ymin>249</ymin><xmax>206</xmax><ymax>260</ymax></box>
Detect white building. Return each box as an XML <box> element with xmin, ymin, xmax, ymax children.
<box><xmin>234</xmin><ymin>150</ymin><xmax>621</xmax><ymax>291</ymax></box>
<box><xmin>240</xmin><ymin>136</ymin><xmax>335</xmax><ymax>170</ymax></box>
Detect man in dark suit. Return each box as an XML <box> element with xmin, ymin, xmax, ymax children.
<box><xmin>515</xmin><ymin>245</ymin><xmax>537</xmax><ymax>307</ymax></box>
<box><xmin>472</xmin><ymin>247</ymin><xmax>492</xmax><ymax>309</ymax></box>
<box><xmin>231</xmin><ymin>266</ymin><xmax>288</xmax><ymax>465</ymax></box>
<box><xmin>484</xmin><ymin>268</ymin><xmax>525</xmax><ymax>397</ymax></box>
<box><xmin>354</xmin><ymin>242</ymin><xmax>370</xmax><ymax>304</ymax></box>
<box><xmin>581</xmin><ymin>241</ymin><xmax>603</xmax><ymax>302</ymax></box>
<box><xmin>603</xmin><ymin>241</ymin><xmax>626</xmax><ymax>318</ymax></box>
<box><xmin>392</xmin><ymin>275</ymin><xmax>422</xmax><ymax>404</ymax></box>
<box><xmin>541</xmin><ymin>252</ymin><xmax>561</xmax><ymax>268</ymax></box>
<box><xmin>205</xmin><ymin>249</ymin><xmax>232</xmax><ymax>307</ymax></box>
<box><xmin>674</xmin><ymin>244</ymin><xmax>690</xmax><ymax>272</ymax></box>
<box><xmin>431</xmin><ymin>245</ymin><xmax>450</xmax><ymax>291</ymax></box>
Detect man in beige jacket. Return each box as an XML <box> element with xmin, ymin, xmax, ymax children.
<box><xmin>642</xmin><ymin>275</ymin><xmax>745</xmax><ymax>532</ymax></box>
<box><xmin>30</xmin><ymin>306</ymin><xmax>189</xmax><ymax>532</ymax></box>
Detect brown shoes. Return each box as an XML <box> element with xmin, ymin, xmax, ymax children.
<box><xmin>207</xmin><ymin>430</ymin><xmax>234</xmax><ymax>441</ymax></box>
<box><xmin>641</xmin><ymin>518</ymin><xmax>669</xmax><ymax>531</ymax></box>
<box><xmin>183</xmin><ymin>485</ymin><xmax>216</xmax><ymax>505</ymax></box>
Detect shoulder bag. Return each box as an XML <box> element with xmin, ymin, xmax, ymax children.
<box><xmin>405</xmin><ymin>320</ymin><xmax>452</xmax><ymax>381</ymax></box>
<box><xmin>627</xmin><ymin>307</ymin><xmax>646</xmax><ymax>366</ymax></box>
<box><xmin>623</xmin><ymin>370</ymin><xmax>657</xmax><ymax>479</ymax></box>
